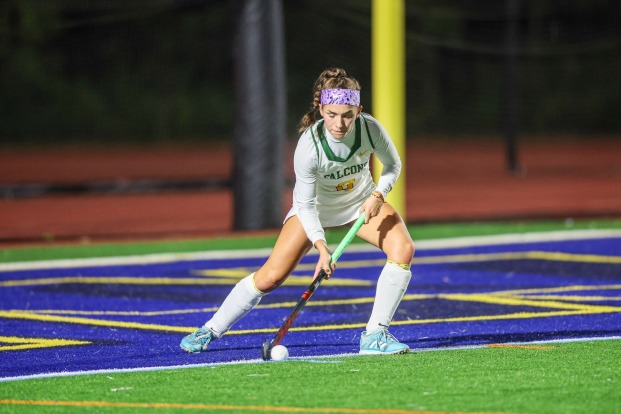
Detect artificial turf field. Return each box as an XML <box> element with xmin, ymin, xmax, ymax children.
<box><xmin>1</xmin><ymin>219</ymin><xmax>620</xmax><ymax>413</ymax></box>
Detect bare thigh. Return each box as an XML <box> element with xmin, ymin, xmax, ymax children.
<box><xmin>254</xmin><ymin>215</ymin><xmax>313</xmax><ymax>293</ymax></box>
<box><xmin>355</xmin><ymin>203</ymin><xmax>415</xmax><ymax>264</ymax></box>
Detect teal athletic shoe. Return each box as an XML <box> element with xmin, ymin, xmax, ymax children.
<box><xmin>359</xmin><ymin>328</ymin><xmax>410</xmax><ymax>355</ymax></box>
<box><xmin>180</xmin><ymin>327</ymin><xmax>215</xmax><ymax>353</ymax></box>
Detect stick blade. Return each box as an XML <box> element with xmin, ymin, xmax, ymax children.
<box><xmin>261</xmin><ymin>339</ymin><xmax>271</xmax><ymax>361</ymax></box>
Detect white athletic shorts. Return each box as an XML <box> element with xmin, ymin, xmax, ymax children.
<box><xmin>284</xmin><ymin>201</ymin><xmax>363</xmax><ymax>229</ymax></box>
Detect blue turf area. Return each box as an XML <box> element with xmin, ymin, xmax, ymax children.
<box><xmin>1</xmin><ymin>235</ymin><xmax>620</xmax><ymax>381</ymax></box>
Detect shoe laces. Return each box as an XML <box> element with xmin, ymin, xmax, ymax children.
<box><xmin>381</xmin><ymin>329</ymin><xmax>399</xmax><ymax>343</ymax></box>
<box><xmin>193</xmin><ymin>328</ymin><xmax>213</xmax><ymax>343</ymax></box>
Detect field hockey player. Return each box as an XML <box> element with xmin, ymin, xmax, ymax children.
<box><xmin>181</xmin><ymin>67</ymin><xmax>415</xmax><ymax>355</ymax></box>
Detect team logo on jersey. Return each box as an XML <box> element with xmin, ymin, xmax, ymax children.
<box><xmin>323</xmin><ymin>161</ymin><xmax>368</xmax><ymax>180</ymax></box>
<box><xmin>336</xmin><ymin>179</ymin><xmax>356</xmax><ymax>191</ymax></box>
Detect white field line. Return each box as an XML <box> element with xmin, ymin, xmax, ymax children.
<box><xmin>0</xmin><ymin>335</ymin><xmax>619</xmax><ymax>383</ymax></box>
<box><xmin>2</xmin><ymin>229</ymin><xmax>620</xmax><ymax>272</ymax></box>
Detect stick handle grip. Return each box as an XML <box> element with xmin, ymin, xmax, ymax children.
<box><xmin>330</xmin><ymin>214</ymin><xmax>366</xmax><ymax>264</ymax></box>
<box><xmin>311</xmin><ymin>214</ymin><xmax>364</xmax><ymax>291</ymax></box>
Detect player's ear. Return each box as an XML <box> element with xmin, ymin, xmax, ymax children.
<box><xmin>357</xmin><ymin>106</ymin><xmax>363</xmax><ymax>116</ymax></box>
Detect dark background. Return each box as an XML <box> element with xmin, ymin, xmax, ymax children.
<box><xmin>2</xmin><ymin>0</ymin><xmax>620</xmax><ymax>146</ymax></box>
<box><xmin>1</xmin><ymin>0</ymin><xmax>619</xmax><ymax>244</ymax></box>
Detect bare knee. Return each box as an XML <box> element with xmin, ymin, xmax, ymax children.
<box><xmin>253</xmin><ymin>266</ymin><xmax>289</xmax><ymax>293</ymax></box>
<box><xmin>387</xmin><ymin>239</ymin><xmax>415</xmax><ymax>265</ymax></box>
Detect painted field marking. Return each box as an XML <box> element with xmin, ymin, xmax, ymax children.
<box><xmin>413</xmin><ymin>251</ymin><xmax>621</xmax><ymax>265</ymax></box>
<box><xmin>516</xmin><ymin>295</ymin><xmax>621</xmax><ymax>302</ymax></box>
<box><xmin>3</xmin><ymin>307</ymin><xmax>614</xmax><ymax>338</ymax></box>
<box><xmin>13</xmin><ymin>282</ymin><xmax>620</xmax><ymax>318</ymax></box>
<box><xmin>22</xmin><ymin>307</ymin><xmax>222</xmax><ymax>316</ymax></box>
<box><xmin>18</xmin><ymin>291</ymin><xmax>619</xmax><ymax>318</ymax></box>
<box><xmin>0</xmin><ymin>310</ymin><xmax>192</xmax><ymax>333</ymax></box>
<box><xmin>0</xmin><ymin>274</ymin><xmax>369</xmax><ymax>288</ymax></box>
<box><xmin>491</xmin><ymin>284</ymin><xmax>621</xmax><ymax>296</ymax></box>
<box><xmin>0</xmin><ymin>398</ymin><xmax>491</xmax><ymax>414</ymax></box>
<box><xmin>3</xmin><ymin>249</ymin><xmax>619</xmax><ymax>290</ymax></box>
<box><xmin>0</xmin><ymin>336</ymin><xmax>91</xmax><ymax>352</ymax></box>
<box><xmin>2</xmin><ymin>295</ymin><xmax>437</xmax><ymax>318</ymax></box>
<box><xmin>486</xmin><ymin>344</ymin><xmax>556</xmax><ymax>350</ymax></box>
<box><xmin>0</xmin><ymin>275</ymin><xmax>370</xmax><ymax>288</ymax></box>
<box><xmin>3</xmin><ymin>248</ymin><xmax>619</xmax><ymax>291</ymax></box>
<box><xmin>438</xmin><ymin>293</ymin><xmax>621</xmax><ymax>312</ymax></box>
<box><xmin>2</xmin><ymin>282</ymin><xmax>619</xmax><ymax>336</ymax></box>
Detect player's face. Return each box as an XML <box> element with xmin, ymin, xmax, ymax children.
<box><xmin>319</xmin><ymin>104</ymin><xmax>362</xmax><ymax>139</ymax></box>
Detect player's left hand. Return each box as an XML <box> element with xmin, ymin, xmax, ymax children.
<box><xmin>313</xmin><ymin>242</ymin><xmax>336</xmax><ymax>280</ymax></box>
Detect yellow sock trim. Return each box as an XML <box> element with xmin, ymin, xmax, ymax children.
<box><xmin>387</xmin><ymin>260</ymin><xmax>411</xmax><ymax>270</ymax></box>
<box><xmin>250</xmin><ymin>273</ymin><xmax>267</xmax><ymax>295</ymax></box>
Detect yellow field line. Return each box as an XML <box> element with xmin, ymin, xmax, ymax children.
<box><xmin>523</xmin><ymin>251</ymin><xmax>621</xmax><ymax>264</ymax></box>
<box><xmin>12</xmin><ymin>294</ymin><xmax>435</xmax><ymax>317</ymax></box>
<box><xmin>491</xmin><ymin>284</ymin><xmax>621</xmax><ymax>296</ymax></box>
<box><xmin>0</xmin><ymin>307</ymin><xmax>605</xmax><ymax>337</ymax></box>
<box><xmin>9</xmin><ymin>299</ymin><xmax>359</xmax><ymax>317</ymax></box>
<box><xmin>486</xmin><ymin>344</ymin><xmax>555</xmax><ymax>350</ymax></box>
<box><xmin>0</xmin><ymin>336</ymin><xmax>91</xmax><ymax>352</ymax></box>
<box><xmin>2</xmin><ymin>307</ymin><xmax>620</xmax><ymax>337</ymax></box>
<box><xmin>2</xmin><ymin>288</ymin><xmax>619</xmax><ymax>336</ymax></box>
<box><xmin>0</xmin><ymin>399</ymin><xmax>507</xmax><ymax>414</ymax></box>
<box><xmin>0</xmin><ymin>277</ymin><xmax>234</xmax><ymax>287</ymax></box>
<box><xmin>412</xmin><ymin>251</ymin><xmax>621</xmax><ymax>265</ymax></box>
<box><xmin>193</xmin><ymin>259</ymin><xmax>388</xmax><ymax>277</ymax></box>
<box><xmin>0</xmin><ymin>311</ymin><xmax>192</xmax><ymax>333</ymax></box>
<box><xmin>438</xmin><ymin>293</ymin><xmax>621</xmax><ymax>312</ymax></box>
<box><xmin>9</xmin><ymin>284</ymin><xmax>618</xmax><ymax>318</ymax></box>
<box><xmin>515</xmin><ymin>295</ymin><xmax>621</xmax><ymax>302</ymax></box>
<box><xmin>260</xmin><ymin>294</ymin><xmax>434</xmax><ymax>308</ymax></box>
<box><xmin>27</xmin><ymin>307</ymin><xmax>221</xmax><ymax>317</ymax></box>
<box><xmin>195</xmin><ymin>251</ymin><xmax>621</xmax><ymax>276</ymax></box>
<box><xmin>0</xmin><ymin>276</ymin><xmax>370</xmax><ymax>288</ymax></box>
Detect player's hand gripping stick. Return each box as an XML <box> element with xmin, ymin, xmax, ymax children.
<box><xmin>261</xmin><ymin>214</ymin><xmax>366</xmax><ymax>360</ymax></box>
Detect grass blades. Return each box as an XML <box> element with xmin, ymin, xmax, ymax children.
<box><xmin>1</xmin><ymin>339</ymin><xmax>619</xmax><ymax>414</ymax></box>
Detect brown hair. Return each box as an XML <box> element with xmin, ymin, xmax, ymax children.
<box><xmin>297</xmin><ymin>67</ymin><xmax>361</xmax><ymax>133</ymax></box>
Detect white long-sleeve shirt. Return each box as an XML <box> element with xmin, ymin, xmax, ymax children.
<box><xmin>285</xmin><ymin>112</ymin><xmax>402</xmax><ymax>246</ymax></box>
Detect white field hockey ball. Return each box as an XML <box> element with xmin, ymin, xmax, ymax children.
<box><xmin>271</xmin><ymin>345</ymin><xmax>289</xmax><ymax>361</ymax></box>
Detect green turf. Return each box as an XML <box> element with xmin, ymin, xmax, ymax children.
<box><xmin>2</xmin><ymin>218</ymin><xmax>620</xmax><ymax>264</ymax></box>
<box><xmin>1</xmin><ymin>340</ymin><xmax>619</xmax><ymax>413</ymax></box>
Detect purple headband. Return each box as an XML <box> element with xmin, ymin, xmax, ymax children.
<box><xmin>320</xmin><ymin>88</ymin><xmax>361</xmax><ymax>106</ymax></box>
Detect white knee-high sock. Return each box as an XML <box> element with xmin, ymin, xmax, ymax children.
<box><xmin>366</xmin><ymin>262</ymin><xmax>412</xmax><ymax>332</ymax></box>
<box><xmin>204</xmin><ymin>273</ymin><xmax>265</xmax><ymax>338</ymax></box>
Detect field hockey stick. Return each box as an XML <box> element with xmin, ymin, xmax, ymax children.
<box><xmin>261</xmin><ymin>214</ymin><xmax>366</xmax><ymax>360</ymax></box>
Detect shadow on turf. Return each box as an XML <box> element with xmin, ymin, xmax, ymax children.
<box><xmin>408</xmin><ymin>329</ymin><xmax>621</xmax><ymax>348</ymax></box>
